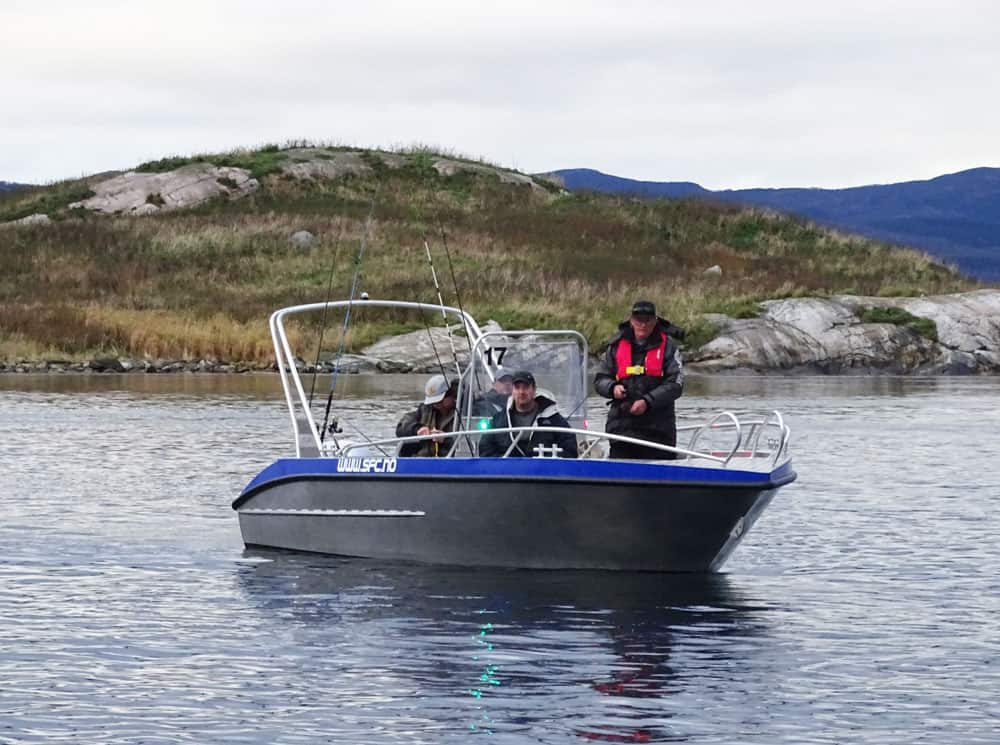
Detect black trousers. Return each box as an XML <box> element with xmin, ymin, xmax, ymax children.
<box><xmin>609</xmin><ymin>430</ymin><xmax>677</xmax><ymax>460</ymax></box>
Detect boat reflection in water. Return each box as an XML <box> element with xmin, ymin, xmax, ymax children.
<box><xmin>235</xmin><ymin>550</ymin><xmax>773</xmax><ymax>741</ymax></box>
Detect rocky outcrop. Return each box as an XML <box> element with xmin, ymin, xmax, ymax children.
<box><xmin>362</xmin><ymin>321</ymin><xmax>503</xmax><ymax>373</ymax></box>
<box><xmin>687</xmin><ymin>289</ymin><xmax>1000</xmax><ymax>374</ymax></box>
<box><xmin>35</xmin><ymin>149</ymin><xmax>556</xmax><ymax>218</ymax></box>
<box><xmin>432</xmin><ymin>158</ymin><xmax>549</xmax><ymax>192</ymax></box>
<box><xmin>9</xmin><ymin>213</ymin><xmax>52</xmax><ymax>226</ymax></box>
<box><xmin>278</xmin><ymin>149</ymin><xmax>551</xmax><ymax>193</ymax></box>
<box><xmin>67</xmin><ymin>164</ymin><xmax>259</xmax><ymax>214</ymax></box>
<box><xmin>277</xmin><ymin>148</ymin><xmax>411</xmax><ymax>179</ymax></box>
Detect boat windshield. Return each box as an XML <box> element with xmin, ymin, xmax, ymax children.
<box><xmin>459</xmin><ymin>330</ymin><xmax>589</xmax><ymax>432</ymax></box>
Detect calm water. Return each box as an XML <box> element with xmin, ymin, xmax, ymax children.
<box><xmin>2</xmin><ymin>373</ymin><xmax>999</xmax><ymax>744</ymax></box>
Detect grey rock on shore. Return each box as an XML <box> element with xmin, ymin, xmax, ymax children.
<box><xmin>361</xmin><ymin>321</ymin><xmax>504</xmax><ymax>373</ymax></box>
<box><xmin>687</xmin><ymin>289</ymin><xmax>1000</xmax><ymax>374</ymax></box>
<box><xmin>68</xmin><ymin>164</ymin><xmax>259</xmax><ymax>214</ymax></box>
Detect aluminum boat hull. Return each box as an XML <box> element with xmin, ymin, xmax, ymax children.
<box><xmin>234</xmin><ymin>457</ymin><xmax>796</xmax><ymax>572</ymax></box>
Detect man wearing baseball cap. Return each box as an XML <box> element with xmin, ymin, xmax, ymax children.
<box><xmin>395</xmin><ymin>373</ymin><xmax>458</xmax><ymax>456</ymax></box>
<box><xmin>479</xmin><ymin>370</ymin><xmax>578</xmax><ymax>458</ymax></box>
<box><xmin>479</xmin><ymin>369</ymin><xmax>514</xmax><ymax>415</ymax></box>
<box><xmin>594</xmin><ymin>300</ymin><xmax>685</xmax><ymax>459</ymax></box>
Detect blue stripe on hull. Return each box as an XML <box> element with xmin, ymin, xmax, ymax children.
<box><xmin>237</xmin><ymin>457</ymin><xmax>796</xmax><ymax>506</ymax></box>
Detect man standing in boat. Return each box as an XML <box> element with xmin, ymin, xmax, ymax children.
<box><xmin>396</xmin><ymin>374</ymin><xmax>458</xmax><ymax>457</ymax></box>
<box><xmin>478</xmin><ymin>370</ymin><xmax>579</xmax><ymax>458</ymax></box>
<box><xmin>595</xmin><ymin>300</ymin><xmax>684</xmax><ymax>460</ymax></box>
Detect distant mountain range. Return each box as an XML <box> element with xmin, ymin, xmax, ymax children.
<box><xmin>0</xmin><ymin>181</ymin><xmax>31</xmax><ymax>193</ymax></box>
<box><xmin>550</xmin><ymin>167</ymin><xmax>1000</xmax><ymax>281</ymax></box>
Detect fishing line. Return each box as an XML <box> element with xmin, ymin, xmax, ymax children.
<box><xmin>308</xmin><ymin>217</ymin><xmax>346</xmax><ymax>409</ymax></box>
<box><xmin>434</xmin><ymin>214</ymin><xmax>474</xmax><ymax>357</ymax></box>
<box><xmin>320</xmin><ymin>183</ymin><xmax>380</xmax><ymax>443</ymax></box>
<box><xmin>417</xmin><ymin>299</ymin><xmax>450</xmax><ymax>380</ymax></box>
<box><xmin>423</xmin><ymin>237</ymin><xmax>462</xmax><ymax>378</ymax></box>
<box><xmin>338</xmin><ymin>417</ymin><xmax>392</xmax><ymax>457</ymax></box>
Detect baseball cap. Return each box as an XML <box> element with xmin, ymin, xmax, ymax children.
<box><xmin>423</xmin><ymin>374</ymin><xmax>450</xmax><ymax>404</ymax></box>
<box><xmin>631</xmin><ymin>300</ymin><xmax>656</xmax><ymax>317</ymax></box>
<box><xmin>511</xmin><ymin>370</ymin><xmax>536</xmax><ymax>385</ymax></box>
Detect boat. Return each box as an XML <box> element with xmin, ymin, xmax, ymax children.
<box><xmin>233</xmin><ymin>299</ymin><xmax>797</xmax><ymax>571</ymax></box>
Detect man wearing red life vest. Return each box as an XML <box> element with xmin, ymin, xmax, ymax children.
<box><xmin>594</xmin><ymin>300</ymin><xmax>685</xmax><ymax>459</ymax></box>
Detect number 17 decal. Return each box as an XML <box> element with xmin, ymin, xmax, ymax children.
<box><xmin>485</xmin><ymin>347</ymin><xmax>507</xmax><ymax>365</ymax></box>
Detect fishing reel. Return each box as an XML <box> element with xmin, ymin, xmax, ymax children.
<box><xmin>317</xmin><ymin>417</ymin><xmax>343</xmax><ymax>436</ymax></box>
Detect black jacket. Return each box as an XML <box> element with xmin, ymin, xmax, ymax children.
<box><xmin>478</xmin><ymin>393</ymin><xmax>579</xmax><ymax>458</ymax></box>
<box><xmin>395</xmin><ymin>403</ymin><xmax>456</xmax><ymax>457</ymax></box>
<box><xmin>473</xmin><ymin>388</ymin><xmax>509</xmax><ymax>417</ymax></box>
<box><xmin>594</xmin><ymin>319</ymin><xmax>684</xmax><ymax>439</ymax></box>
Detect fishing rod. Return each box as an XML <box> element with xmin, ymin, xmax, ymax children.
<box><xmin>320</xmin><ymin>185</ymin><xmax>380</xmax><ymax>444</ymax></box>
<box><xmin>423</xmin><ymin>237</ymin><xmax>462</xmax><ymax>379</ymax></box>
<box><xmin>434</xmin><ymin>215</ymin><xmax>475</xmax><ymax>357</ymax></box>
<box><xmin>308</xmin><ymin>218</ymin><xmax>346</xmax><ymax>410</ymax></box>
<box><xmin>417</xmin><ymin>300</ymin><xmax>450</xmax><ymax>381</ymax></box>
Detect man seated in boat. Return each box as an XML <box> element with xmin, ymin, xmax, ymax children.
<box><xmin>396</xmin><ymin>374</ymin><xmax>458</xmax><ymax>457</ymax></box>
<box><xmin>473</xmin><ymin>370</ymin><xmax>514</xmax><ymax>416</ymax></box>
<box><xmin>478</xmin><ymin>370</ymin><xmax>579</xmax><ymax>458</ymax></box>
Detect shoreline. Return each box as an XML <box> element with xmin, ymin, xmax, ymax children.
<box><xmin>0</xmin><ymin>359</ymin><xmax>270</xmax><ymax>374</ymax></box>
<box><xmin>5</xmin><ymin>289</ymin><xmax>1000</xmax><ymax>377</ymax></box>
<box><xmin>3</xmin><ymin>357</ymin><xmax>998</xmax><ymax>377</ymax></box>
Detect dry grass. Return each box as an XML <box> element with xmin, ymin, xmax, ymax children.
<box><xmin>0</xmin><ymin>144</ymin><xmax>978</xmax><ymax>364</ymax></box>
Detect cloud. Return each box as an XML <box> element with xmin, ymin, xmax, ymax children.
<box><xmin>2</xmin><ymin>0</ymin><xmax>998</xmax><ymax>186</ymax></box>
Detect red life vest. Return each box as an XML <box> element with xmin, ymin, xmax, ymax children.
<box><xmin>615</xmin><ymin>335</ymin><xmax>668</xmax><ymax>379</ymax></box>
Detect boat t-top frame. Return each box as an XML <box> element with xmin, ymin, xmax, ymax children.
<box><xmin>269</xmin><ymin>299</ymin><xmax>791</xmax><ymax>467</ymax></box>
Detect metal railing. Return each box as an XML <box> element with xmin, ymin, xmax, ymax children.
<box><xmin>270</xmin><ymin>299</ymin><xmax>486</xmax><ymax>458</ymax></box>
<box><xmin>335</xmin><ymin>419</ymin><xmax>786</xmax><ymax>466</ymax></box>
<box><xmin>327</xmin><ymin>413</ymin><xmax>791</xmax><ymax>468</ymax></box>
<box><xmin>683</xmin><ymin>410</ymin><xmax>790</xmax><ymax>465</ymax></box>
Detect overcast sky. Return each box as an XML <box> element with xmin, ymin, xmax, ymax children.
<box><xmin>3</xmin><ymin>0</ymin><xmax>998</xmax><ymax>188</ymax></box>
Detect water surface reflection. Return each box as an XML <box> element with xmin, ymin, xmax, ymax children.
<box><xmin>5</xmin><ymin>374</ymin><xmax>1000</xmax><ymax>742</ymax></box>
<box><xmin>236</xmin><ymin>551</ymin><xmax>773</xmax><ymax>742</ymax></box>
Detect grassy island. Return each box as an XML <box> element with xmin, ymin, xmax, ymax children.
<box><xmin>0</xmin><ymin>143</ymin><xmax>977</xmax><ymax>366</ymax></box>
